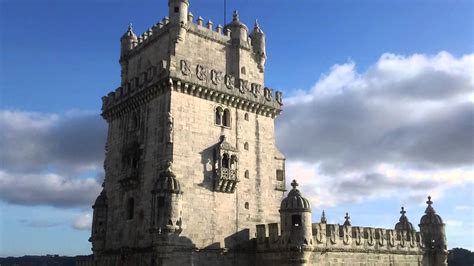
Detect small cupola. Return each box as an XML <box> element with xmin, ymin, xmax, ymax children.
<box><xmin>225</xmin><ymin>11</ymin><xmax>249</xmax><ymax>42</ymax></box>
<box><xmin>120</xmin><ymin>24</ymin><xmax>137</xmax><ymax>57</ymax></box>
<box><xmin>395</xmin><ymin>206</ymin><xmax>415</xmax><ymax>231</ymax></box>
<box><xmin>153</xmin><ymin>163</ymin><xmax>182</xmax><ymax>194</ymax></box>
<box><xmin>151</xmin><ymin>162</ymin><xmax>183</xmax><ymax>236</ymax></box>
<box><xmin>420</xmin><ymin>196</ymin><xmax>444</xmax><ymax>225</ymax></box>
<box><xmin>279</xmin><ymin>180</ymin><xmax>313</xmax><ymax>262</ymax></box>
<box><xmin>419</xmin><ymin>196</ymin><xmax>447</xmax><ymax>263</ymax></box>
<box><xmin>280</xmin><ymin>180</ymin><xmax>311</xmax><ymax>212</ymax></box>
<box><xmin>250</xmin><ymin>20</ymin><xmax>266</xmax><ymax>71</ymax></box>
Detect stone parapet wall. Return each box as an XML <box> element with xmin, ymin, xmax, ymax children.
<box><xmin>256</xmin><ymin>222</ymin><xmax>424</xmax><ymax>254</ymax></box>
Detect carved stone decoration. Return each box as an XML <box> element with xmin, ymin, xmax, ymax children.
<box><xmin>399</xmin><ymin>230</ymin><xmax>406</xmax><ymax>247</ymax></box>
<box><xmin>328</xmin><ymin>224</ymin><xmax>337</xmax><ymax>244</ymax></box>
<box><xmin>238</xmin><ymin>79</ymin><xmax>248</xmax><ymax>94</ymax></box>
<box><xmin>377</xmin><ymin>229</ymin><xmax>385</xmax><ymax>246</ymax></box>
<box><xmin>147</xmin><ymin>66</ymin><xmax>156</xmax><ymax>81</ymax></box>
<box><xmin>196</xmin><ymin>64</ymin><xmax>207</xmax><ymax>81</ymax></box>
<box><xmin>264</xmin><ymin>87</ymin><xmax>273</xmax><ymax>101</ymax></box>
<box><xmin>409</xmin><ymin>231</ymin><xmax>416</xmax><ymax>248</ymax></box>
<box><xmin>342</xmin><ymin>225</ymin><xmax>351</xmax><ymax>245</ymax></box>
<box><xmin>417</xmin><ymin>232</ymin><xmax>424</xmax><ymax>248</ymax></box>
<box><xmin>214</xmin><ymin>135</ymin><xmax>239</xmax><ymax>193</ymax></box>
<box><xmin>224</xmin><ymin>74</ymin><xmax>235</xmax><ymax>90</ymax></box>
<box><xmin>315</xmin><ymin>223</ymin><xmax>325</xmax><ymax>243</ymax></box>
<box><xmin>167</xmin><ymin>112</ymin><xmax>174</xmax><ymax>143</ymax></box>
<box><xmin>211</xmin><ymin>69</ymin><xmax>223</xmax><ymax>85</ymax></box>
<box><xmin>387</xmin><ymin>230</ymin><xmax>395</xmax><ymax>247</ymax></box>
<box><xmin>354</xmin><ymin>227</ymin><xmax>362</xmax><ymax>245</ymax></box>
<box><xmin>366</xmin><ymin>228</ymin><xmax>375</xmax><ymax>246</ymax></box>
<box><xmin>275</xmin><ymin>91</ymin><xmax>283</xmax><ymax>105</ymax></box>
<box><xmin>251</xmin><ymin>83</ymin><xmax>261</xmax><ymax>97</ymax></box>
<box><xmin>180</xmin><ymin>60</ymin><xmax>191</xmax><ymax>76</ymax></box>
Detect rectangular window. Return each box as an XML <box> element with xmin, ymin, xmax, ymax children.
<box><xmin>292</xmin><ymin>215</ymin><xmax>301</xmax><ymax>227</ymax></box>
<box><xmin>157</xmin><ymin>197</ymin><xmax>165</xmax><ymax>208</ymax></box>
<box><xmin>276</xmin><ymin>169</ymin><xmax>284</xmax><ymax>181</ymax></box>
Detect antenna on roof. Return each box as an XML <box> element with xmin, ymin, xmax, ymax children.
<box><xmin>224</xmin><ymin>0</ymin><xmax>227</xmax><ymax>25</ymax></box>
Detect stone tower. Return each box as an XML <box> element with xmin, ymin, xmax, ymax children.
<box><xmin>90</xmin><ymin>0</ymin><xmax>285</xmax><ymax>264</ymax></box>
<box><xmin>419</xmin><ymin>196</ymin><xmax>448</xmax><ymax>266</ymax></box>
<box><xmin>279</xmin><ymin>180</ymin><xmax>313</xmax><ymax>265</ymax></box>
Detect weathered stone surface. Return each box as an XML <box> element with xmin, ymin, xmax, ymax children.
<box><xmin>86</xmin><ymin>1</ymin><xmax>448</xmax><ymax>265</ymax></box>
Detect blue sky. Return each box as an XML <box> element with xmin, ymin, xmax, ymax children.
<box><xmin>1</xmin><ymin>0</ymin><xmax>473</xmax><ymax>256</ymax></box>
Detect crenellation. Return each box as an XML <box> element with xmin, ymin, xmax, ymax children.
<box><xmin>196</xmin><ymin>16</ymin><xmax>203</xmax><ymax>26</ymax></box>
<box><xmin>91</xmin><ymin>1</ymin><xmax>448</xmax><ymax>265</ymax></box>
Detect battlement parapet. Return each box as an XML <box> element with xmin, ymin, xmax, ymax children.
<box><xmin>255</xmin><ymin>222</ymin><xmax>423</xmax><ymax>254</ymax></box>
<box><xmin>312</xmin><ymin>223</ymin><xmax>423</xmax><ymax>253</ymax></box>
<box><xmin>120</xmin><ymin>17</ymin><xmax>172</xmax><ymax>61</ymax></box>
<box><xmin>121</xmin><ymin>12</ymin><xmax>259</xmax><ymax>62</ymax></box>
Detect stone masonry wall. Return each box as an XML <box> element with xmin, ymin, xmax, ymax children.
<box><xmin>170</xmin><ymin>89</ymin><xmax>284</xmax><ymax>249</ymax></box>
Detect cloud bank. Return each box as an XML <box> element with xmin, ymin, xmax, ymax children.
<box><xmin>277</xmin><ymin>51</ymin><xmax>474</xmax><ymax>207</ymax></box>
<box><xmin>0</xmin><ymin>111</ymin><xmax>105</xmax><ymax>208</ymax></box>
<box><xmin>0</xmin><ymin>51</ymin><xmax>472</xmax><ymax>231</ymax></box>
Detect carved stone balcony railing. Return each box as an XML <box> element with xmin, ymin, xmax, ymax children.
<box><xmin>215</xmin><ymin>168</ymin><xmax>238</xmax><ymax>193</ymax></box>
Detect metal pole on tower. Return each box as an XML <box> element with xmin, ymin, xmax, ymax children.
<box><xmin>224</xmin><ymin>0</ymin><xmax>227</xmax><ymax>25</ymax></box>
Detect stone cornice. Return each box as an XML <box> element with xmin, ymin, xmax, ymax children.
<box><xmin>169</xmin><ymin>77</ymin><xmax>282</xmax><ymax>118</ymax></box>
<box><xmin>101</xmin><ymin>78</ymin><xmax>170</xmax><ymax>121</ymax></box>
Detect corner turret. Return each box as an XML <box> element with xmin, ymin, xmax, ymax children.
<box><xmin>419</xmin><ymin>196</ymin><xmax>448</xmax><ymax>266</ymax></box>
<box><xmin>150</xmin><ymin>162</ymin><xmax>183</xmax><ymax>236</ymax></box>
<box><xmin>168</xmin><ymin>0</ymin><xmax>189</xmax><ymax>43</ymax></box>
<box><xmin>225</xmin><ymin>11</ymin><xmax>249</xmax><ymax>46</ymax></box>
<box><xmin>279</xmin><ymin>180</ymin><xmax>313</xmax><ymax>265</ymax></box>
<box><xmin>168</xmin><ymin>0</ymin><xmax>189</xmax><ymax>26</ymax></box>
<box><xmin>250</xmin><ymin>20</ymin><xmax>266</xmax><ymax>71</ymax></box>
<box><xmin>89</xmin><ymin>189</ymin><xmax>108</xmax><ymax>253</ymax></box>
<box><xmin>120</xmin><ymin>24</ymin><xmax>137</xmax><ymax>58</ymax></box>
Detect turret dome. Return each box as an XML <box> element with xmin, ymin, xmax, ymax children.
<box><xmin>280</xmin><ymin>180</ymin><xmax>311</xmax><ymax>212</ymax></box>
<box><xmin>121</xmin><ymin>24</ymin><xmax>137</xmax><ymax>40</ymax></box>
<box><xmin>420</xmin><ymin>196</ymin><xmax>444</xmax><ymax>225</ymax></box>
<box><xmin>152</xmin><ymin>162</ymin><xmax>182</xmax><ymax>194</ymax></box>
<box><xmin>395</xmin><ymin>207</ymin><xmax>415</xmax><ymax>231</ymax></box>
<box><xmin>93</xmin><ymin>190</ymin><xmax>107</xmax><ymax>208</ymax></box>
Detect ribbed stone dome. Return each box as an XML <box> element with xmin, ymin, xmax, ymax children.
<box><xmin>227</xmin><ymin>11</ymin><xmax>248</xmax><ymax>30</ymax></box>
<box><xmin>395</xmin><ymin>207</ymin><xmax>415</xmax><ymax>231</ymax></box>
<box><xmin>152</xmin><ymin>163</ymin><xmax>182</xmax><ymax>194</ymax></box>
<box><xmin>420</xmin><ymin>196</ymin><xmax>444</xmax><ymax>225</ymax></box>
<box><xmin>280</xmin><ymin>180</ymin><xmax>311</xmax><ymax>212</ymax></box>
<box><xmin>94</xmin><ymin>190</ymin><xmax>107</xmax><ymax>207</ymax></box>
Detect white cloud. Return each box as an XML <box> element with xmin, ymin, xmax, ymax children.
<box><xmin>0</xmin><ymin>171</ymin><xmax>102</xmax><ymax>208</ymax></box>
<box><xmin>277</xmin><ymin>51</ymin><xmax>474</xmax><ymax>207</ymax></box>
<box><xmin>0</xmin><ymin>110</ymin><xmax>106</xmax><ymax>208</ymax></box>
<box><xmin>0</xmin><ymin>110</ymin><xmax>106</xmax><ymax>175</ymax></box>
<box><xmin>73</xmin><ymin>212</ymin><xmax>93</xmax><ymax>231</ymax></box>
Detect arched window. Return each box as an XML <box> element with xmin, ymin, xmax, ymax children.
<box><xmin>244</xmin><ymin>142</ymin><xmax>249</xmax><ymax>151</ymax></box>
<box><xmin>222</xmin><ymin>153</ymin><xmax>230</xmax><ymax>168</ymax></box>
<box><xmin>230</xmin><ymin>155</ymin><xmax>238</xmax><ymax>170</ymax></box>
<box><xmin>244</xmin><ymin>202</ymin><xmax>249</xmax><ymax>209</ymax></box>
<box><xmin>244</xmin><ymin>170</ymin><xmax>249</xmax><ymax>179</ymax></box>
<box><xmin>244</xmin><ymin>113</ymin><xmax>249</xmax><ymax>121</ymax></box>
<box><xmin>131</xmin><ymin>156</ymin><xmax>139</xmax><ymax>169</ymax></box>
<box><xmin>130</xmin><ymin>113</ymin><xmax>139</xmax><ymax>130</ymax></box>
<box><xmin>223</xmin><ymin>109</ymin><xmax>231</xmax><ymax>127</ymax></box>
<box><xmin>127</xmin><ymin>198</ymin><xmax>135</xmax><ymax>220</ymax></box>
<box><xmin>215</xmin><ymin>107</ymin><xmax>223</xmax><ymax>125</ymax></box>
<box><xmin>241</xmin><ymin>67</ymin><xmax>246</xmax><ymax>75</ymax></box>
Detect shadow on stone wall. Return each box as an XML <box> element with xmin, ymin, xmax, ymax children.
<box><xmin>198</xmin><ymin>144</ymin><xmax>217</xmax><ymax>192</ymax></box>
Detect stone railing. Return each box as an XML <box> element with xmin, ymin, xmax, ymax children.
<box><xmin>256</xmin><ymin>222</ymin><xmax>424</xmax><ymax>254</ymax></box>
